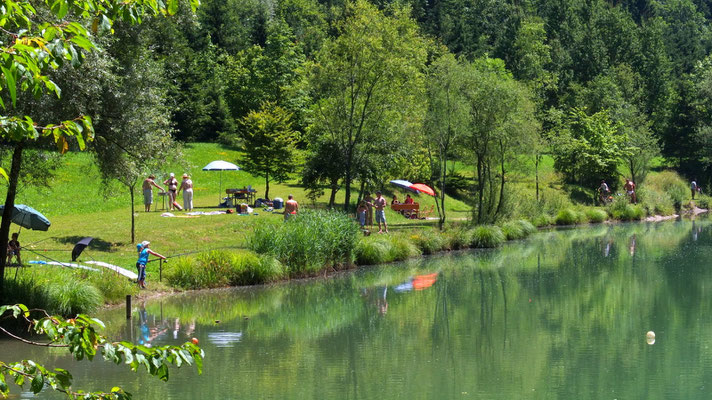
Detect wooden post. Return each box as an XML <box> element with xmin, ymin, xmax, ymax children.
<box><xmin>126</xmin><ymin>295</ymin><xmax>132</xmax><ymax>319</ymax></box>
<box><xmin>159</xmin><ymin>259</ymin><xmax>163</xmax><ymax>282</ymax></box>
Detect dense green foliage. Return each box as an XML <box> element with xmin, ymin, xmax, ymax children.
<box><xmin>249</xmin><ymin>210</ymin><xmax>360</xmax><ymax>275</ymax></box>
<box><xmin>0</xmin><ymin>304</ymin><xmax>204</xmax><ymax>399</ymax></box>
<box><xmin>164</xmin><ymin>250</ymin><xmax>285</xmax><ymax>289</ymax></box>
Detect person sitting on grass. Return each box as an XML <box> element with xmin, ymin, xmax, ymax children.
<box><xmin>391</xmin><ymin>195</ymin><xmax>399</xmax><ymax>205</ymax></box>
<box><xmin>7</xmin><ymin>233</ymin><xmax>20</xmax><ymax>265</ymax></box>
<box><xmin>136</xmin><ymin>241</ymin><xmax>166</xmax><ymax>289</ymax></box>
<box><xmin>404</xmin><ymin>194</ymin><xmax>414</xmax><ymax>204</ymax></box>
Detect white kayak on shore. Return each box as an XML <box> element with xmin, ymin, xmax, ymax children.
<box><xmin>85</xmin><ymin>261</ymin><xmax>138</xmax><ymax>280</ymax></box>
<box><xmin>29</xmin><ymin>260</ymin><xmax>100</xmax><ymax>272</ymax></box>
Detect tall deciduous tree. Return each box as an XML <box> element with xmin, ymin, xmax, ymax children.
<box><xmin>232</xmin><ymin>102</ymin><xmax>299</xmax><ymax>200</ymax></box>
<box><xmin>424</xmin><ymin>52</ymin><xmax>468</xmax><ymax>229</ymax></box>
<box><xmin>0</xmin><ymin>0</ymin><xmax>198</xmax><ymax>298</ymax></box>
<box><xmin>551</xmin><ymin>108</ymin><xmax>628</xmax><ymax>190</ymax></box>
<box><xmin>309</xmin><ymin>0</ymin><xmax>427</xmax><ymax>211</ymax></box>
<box><xmin>92</xmin><ymin>32</ymin><xmax>179</xmax><ymax>243</ymax></box>
<box><xmin>461</xmin><ymin>57</ymin><xmax>539</xmax><ymax>224</ymax></box>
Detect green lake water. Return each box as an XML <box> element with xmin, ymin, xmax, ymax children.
<box><xmin>5</xmin><ymin>220</ymin><xmax>712</xmax><ymax>399</ymax></box>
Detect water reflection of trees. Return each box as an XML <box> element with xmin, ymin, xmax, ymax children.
<box><xmin>17</xmin><ymin>220</ymin><xmax>712</xmax><ymax>399</ymax></box>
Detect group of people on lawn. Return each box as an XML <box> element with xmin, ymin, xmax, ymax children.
<box><xmin>143</xmin><ymin>173</ymin><xmax>194</xmax><ymax>212</ymax></box>
<box><xmin>598</xmin><ymin>178</ymin><xmax>638</xmax><ymax>205</ymax></box>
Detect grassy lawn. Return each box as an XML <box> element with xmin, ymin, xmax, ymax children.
<box><xmin>1</xmin><ymin>143</ymin><xmax>472</xmax><ymax>272</ymax></box>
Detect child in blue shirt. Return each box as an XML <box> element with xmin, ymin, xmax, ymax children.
<box><xmin>136</xmin><ymin>241</ymin><xmax>166</xmax><ymax>289</ymax></box>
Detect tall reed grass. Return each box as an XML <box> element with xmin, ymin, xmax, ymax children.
<box><xmin>164</xmin><ymin>250</ymin><xmax>284</xmax><ymax>289</ymax></box>
<box><xmin>469</xmin><ymin>225</ymin><xmax>506</xmax><ymax>248</ymax></box>
<box><xmin>249</xmin><ymin>210</ymin><xmax>359</xmax><ymax>276</ymax></box>
<box><xmin>1</xmin><ymin>267</ymin><xmax>118</xmax><ymax>315</ymax></box>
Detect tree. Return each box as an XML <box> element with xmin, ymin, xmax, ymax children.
<box><xmin>0</xmin><ymin>0</ymin><xmax>198</xmax><ymax>299</ymax></box>
<box><xmin>550</xmin><ymin>108</ymin><xmax>628</xmax><ymax>190</ymax></box>
<box><xmin>309</xmin><ymin>0</ymin><xmax>427</xmax><ymax>211</ymax></box>
<box><xmin>424</xmin><ymin>52</ymin><xmax>468</xmax><ymax>229</ymax></box>
<box><xmin>461</xmin><ymin>57</ymin><xmax>539</xmax><ymax>224</ymax></box>
<box><xmin>1</xmin><ymin>304</ymin><xmax>203</xmax><ymax>399</ymax></box>
<box><xmin>231</xmin><ymin>102</ymin><xmax>299</xmax><ymax>200</ymax></box>
<box><xmin>92</xmin><ymin>32</ymin><xmax>179</xmax><ymax>243</ymax></box>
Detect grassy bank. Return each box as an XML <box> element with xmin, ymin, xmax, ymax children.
<box><xmin>1</xmin><ymin>142</ymin><xmax>706</xmax><ymax>314</ymax></box>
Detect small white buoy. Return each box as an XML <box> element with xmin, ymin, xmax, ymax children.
<box><xmin>646</xmin><ymin>331</ymin><xmax>655</xmax><ymax>345</ymax></box>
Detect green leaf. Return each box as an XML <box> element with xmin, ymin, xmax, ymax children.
<box><xmin>167</xmin><ymin>0</ymin><xmax>178</xmax><ymax>15</ymax></box>
<box><xmin>1</xmin><ymin>66</ymin><xmax>17</xmax><ymax>107</ymax></box>
<box><xmin>30</xmin><ymin>373</ymin><xmax>44</xmax><ymax>394</ymax></box>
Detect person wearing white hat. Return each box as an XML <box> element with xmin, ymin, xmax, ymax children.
<box><xmin>136</xmin><ymin>241</ymin><xmax>166</xmax><ymax>289</ymax></box>
<box><xmin>163</xmin><ymin>173</ymin><xmax>179</xmax><ymax>210</ymax></box>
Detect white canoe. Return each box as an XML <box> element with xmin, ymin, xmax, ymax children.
<box><xmin>85</xmin><ymin>260</ymin><xmax>138</xmax><ymax>280</ymax></box>
<box><xmin>29</xmin><ymin>260</ymin><xmax>100</xmax><ymax>272</ymax></box>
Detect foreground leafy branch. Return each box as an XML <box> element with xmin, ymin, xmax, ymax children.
<box><xmin>0</xmin><ymin>304</ymin><xmax>204</xmax><ymax>399</ymax></box>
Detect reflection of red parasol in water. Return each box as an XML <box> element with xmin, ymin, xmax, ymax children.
<box><xmin>412</xmin><ymin>273</ymin><xmax>438</xmax><ymax>290</ymax></box>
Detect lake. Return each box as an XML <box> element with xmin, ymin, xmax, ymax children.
<box><xmin>4</xmin><ymin>220</ymin><xmax>712</xmax><ymax>399</ymax></box>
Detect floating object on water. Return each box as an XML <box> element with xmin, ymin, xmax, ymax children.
<box><xmin>646</xmin><ymin>331</ymin><xmax>656</xmax><ymax>345</ymax></box>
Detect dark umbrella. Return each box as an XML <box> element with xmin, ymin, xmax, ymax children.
<box><xmin>0</xmin><ymin>204</ymin><xmax>51</xmax><ymax>231</ymax></box>
<box><xmin>72</xmin><ymin>237</ymin><xmax>93</xmax><ymax>261</ymax></box>
<box><xmin>389</xmin><ymin>180</ymin><xmax>418</xmax><ymax>193</ymax></box>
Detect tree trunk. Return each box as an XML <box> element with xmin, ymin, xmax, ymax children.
<box><xmin>343</xmin><ymin>163</ymin><xmax>352</xmax><ymax>212</ymax></box>
<box><xmin>438</xmin><ymin>157</ymin><xmax>447</xmax><ymax>230</ymax></box>
<box><xmin>265</xmin><ymin>173</ymin><xmax>270</xmax><ymax>200</ymax></box>
<box><xmin>535</xmin><ymin>155</ymin><xmax>540</xmax><ymax>203</ymax></box>
<box><xmin>130</xmin><ymin>184</ymin><xmax>136</xmax><ymax>243</ymax></box>
<box><xmin>328</xmin><ymin>182</ymin><xmax>338</xmax><ymax>209</ymax></box>
<box><xmin>495</xmin><ymin>146</ymin><xmax>506</xmax><ymax>219</ymax></box>
<box><xmin>0</xmin><ymin>142</ymin><xmax>24</xmax><ymax>298</ymax></box>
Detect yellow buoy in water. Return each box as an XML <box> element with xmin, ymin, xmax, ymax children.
<box><xmin>646</xmin><ymin>331</ymin><xmax>655</xmax><ymax>345</ymax></box>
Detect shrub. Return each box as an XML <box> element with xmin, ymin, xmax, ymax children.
<box><xmin>2</xmin><ymin>269</ymin><xmax>105</xmax><ymax>315</ymax></box>
<box><xmin>445</xmin><ymin>228</ymin><xmax>471</xmax><ymax>250</ymax></box>
<box><xmin>44</xmin><ymin>279</ymin><xmax>103</xmax><ymax>315</ymax></box>
<box><xmin>355</xmin><ymin>237</ymin><xmax>391</xmax><ymax>265</ymax></box>
<box><xmin>584</xmin><ymin>208</ymin><xmax>608</xmax><ymax>223</ymax></box>
<box><xmin>555</xmin><ymin>209</ymin><xmax>584</xmax><ymax>225</ymax></box>
<box><xmin>410</xmin><ymin>232</ymin><xmax>448</xmax><ymax>254</ymax></box>
<box><xmin>501</xmin><ymin>221</ymin><xmax>525</xmax><ymax>240</ymax></box>
<box><xmin>164</xmin><ymin>250</ymin><xmax>280</xmax><ymax>289</ymax></box>
<box><xmin>645</xmin><ymin>171</ymin><xmax>688</xmax><ymax>208</ymax></box>
<box><xmin>387</xmin><ymin>235</ymin><xmax>421</xmax><ymax>261</ymax></box>
<box><xmin>696</xmin><ymin>195</ymin><xmax>711</xmax><ymax>209</ymax></box>
<box><xmin>250</xmin><ymin>210</ymin><xmax>360</xmax><ymax>276</ymax></box>
<box><xmin>515</xmin><ymin>220</ymin><xmax>537</xmax><ymax>236</ymax></box>
<box><xmin>532</xmin><ymin>214</ymin><xmax>554</xmax><ymax>227</ymax></box>
<box><xmin>608</xmin><ymin>196</ymin><xmax>645</xmax><ymax>221</ymax></box>
<box><xmin>469</xmin><ymin>225</ymin><xmax>505</xmax><ymax>248</ymax></box>
<box><xmin>86</xmin><ymin>270</ymin><xmax>138</xmax><ymax>304</ymax></box>
<box><xmin>638</xmin><ymin>187</ymin><xmax>675</xmax><ymax>216</ymax></box>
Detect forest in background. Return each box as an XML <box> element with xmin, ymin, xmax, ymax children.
<box><xmin>6</xmin><ymin>0</ymin><xmax>712</xmax><ymax>225</ymax></box>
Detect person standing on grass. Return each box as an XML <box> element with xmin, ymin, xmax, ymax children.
<box><xmin>284</xmin><ymin>194</ymin><xmax>299</xmax><ymax>221</ymax></box>
<box><xmin>142</xmin><ymin>174</ymin><xmax>164</xmax><ymax>212</ymax></box>
<box><xmin>136</xmin><ymin>241</ymin><xmax>166</xmax><ymax>289</ymax></box>
<box><xmin>624</xmin><ymin>179</ymin><xmax>637</xmax><ymax>204</ymax></box>
<box><xmin>374</xmin><ymin>191</ymin><xmax>388</xmax><ymax>234</ymax></box>
<box><xmin>164</xmin><ymin>173</ymin><xmax>179</xmax><ymax>211</ymax></box>
<box><xmin>692</xmin><ymin>179</ymin><xmax>698</xmax><ymax>200</ymax></box>
<box><xmin>363</xmin><ymin>191</ymin><xmax>375</xmax><ymax>228</ymax></box>
<box><xmin>357</xmin><ymin>200</ymin><xmax>368</xmax><ymax>229</ymax></box>
<box><xmin>178</xmin><ymin>173</ymin><xmax>194</xmax><ymax>211</ymax></box>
